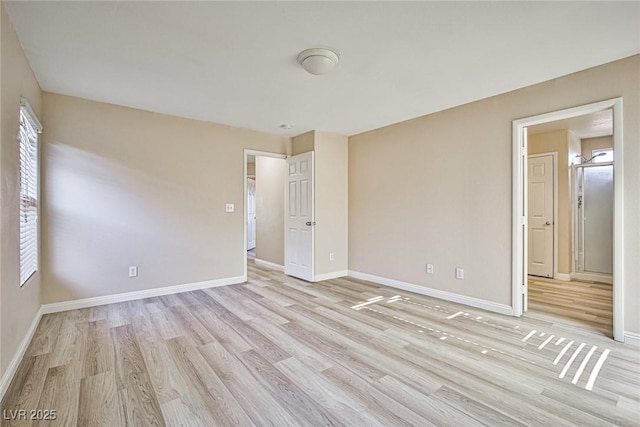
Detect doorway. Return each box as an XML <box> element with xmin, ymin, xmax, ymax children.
<box><xmin>243</xmin><ymin>150</ymin><xmax>287</xmax><ymax>280</ymax></box>
<box><xmin>512</xmin><ymin>98</ymin><xmax>624</xmax><ymax>342</ymax></box>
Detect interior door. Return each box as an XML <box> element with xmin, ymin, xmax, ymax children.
<box><xmin>528</xmin><ymin>155</ymin><xmax>554</xmax><ymax>278</ymax></box>
<box><xmin>285</xmin><ymin>152</ymin><xmax>314</xmax><ymax>281</ymax></box>
<box><xmin>247</xmin><ymin>178</ymin><xmax>256</xmax><ymax>251</ymax></box>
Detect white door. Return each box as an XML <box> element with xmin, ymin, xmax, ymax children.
<box><xmin>285</xmin><ymin>152</ymin><xmax>314</xmax><ymax>281</ymax></box>
<box><xmin>528</xmin><ymin>155</ymin><xmax>554</xmax><ymax>278</ymax></box>
<box><xmin>247</xmin><ymin>178</ymin><xmax>256</xmax><ymax>250</ymax></box>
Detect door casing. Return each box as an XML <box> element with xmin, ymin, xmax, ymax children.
<box><xmin>512</xmin><ymin>98</ymin><xmax>624</xmax><ymax>342</ymax></box>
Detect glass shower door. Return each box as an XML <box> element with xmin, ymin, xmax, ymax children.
<box><xmin>575</xmin><ymin>163</ymin><xmax>613</xmax><ymax>275</ymax></box>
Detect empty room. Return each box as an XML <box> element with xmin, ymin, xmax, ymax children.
<box><xmin>1</xmin><ymin>1</ymin><xmax>639</xmax><ymax>426</ymax></box>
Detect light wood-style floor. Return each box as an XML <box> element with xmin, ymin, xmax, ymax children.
<box><xmin>528</xmin><ymin>276</ymin><xmax>613</xmax><ymax>338</ymax></box>
<box><xmin>2</xmin><ymin>259</ymin><xmax>639</xmax><ymax>426</ymax></box>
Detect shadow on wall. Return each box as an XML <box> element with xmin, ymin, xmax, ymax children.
<box><xmin>42</xmin><ymin>142</ymin><xmax>238</xmax><ymax>304</ymax></box>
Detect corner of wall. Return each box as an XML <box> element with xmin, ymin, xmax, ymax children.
<box><xmin>0</xmin><ymin>0</ymin><xmax>43</xmax><ymax>389</ymax></box>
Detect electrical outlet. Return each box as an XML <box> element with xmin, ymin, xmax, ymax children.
<box><xmin>225</xmin><ymin>203</ymin><xmax>234</xmax><ymax>212</ymax></box>
<box><xmin>129</xmin><ymin>266</ymin><xmax>138</xmax><ymax>278</ymax></box>
<box><xmin>426</xmin><ymin>264</ymin><xmax>434</xmax><ymax>274</ymax></box>
<box><xmin>455</xmin><ymin>268</ymin><xmax>464</xmax><ymax>280</ymax></box>
<box><xmin>329</xmin><ymin>252</ymin><xmax>335</xmax><ymax>261</ymax></box>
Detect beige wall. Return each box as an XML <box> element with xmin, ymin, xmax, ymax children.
<box><xmin>291</xmin><ymin>131</ymin><xmax>349</xmax><ymax>277</ymax></box>
<box><xmin>41</xmin><ymin>93</ymin><xmax>289</xmax><ymax>304</ymax></box>
<box><xmin>247</xmin><ymin>162</ymin><xmax>255</xmax><ymax>177</ymax></box>
<box><xmin>582</xmin><ymin>135</ymin><xmax>613</xmax><ymax>160</ymax></box>
<box><xmin>255</xmin><ymin>156</ymin><xmax>285</xmax><ymax>266</ymax></box>
<box><xmin>291</xmin><ymin>131</ymin><xmax>315</xmax><ymax>155</ymax></box>
<box><xmin>0</xmin><ymin>2</ymin><xmax>43</xmax><ymax>376</ymax></box>
<box><xmin>528</xmin><ymin>130</ymin><xmax>572</xmax><ymax>274</ymax></box>
<box><xmin>349</xmin><ymin>55</ymin><xmax>639</xmax><ymax>333</ymax></box>
<box><xmin>314</xmin><ymin>131</ymin><xmax>349</xmax><ymax>276</ymax></box>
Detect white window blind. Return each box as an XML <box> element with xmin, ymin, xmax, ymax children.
<box><xmin>19</xmin><ymin>99</ymin><xmax>42</xmax><ymax>286</ymax></box>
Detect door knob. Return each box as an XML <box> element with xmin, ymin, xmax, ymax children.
<box><xmin>545</xmin><ymin>221</ymin><xmax>551</xmax><ymax>225</ymax></box>
<box><xmin>305</xmin><ymin>221</ymin><xmax>316</xmax><ymax>226</ymax></box>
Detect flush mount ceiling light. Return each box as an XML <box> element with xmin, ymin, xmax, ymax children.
<box><xmin>297</xmin><ymin>48</ymin><xmax>340</xmax><ymax>75</ymax></box>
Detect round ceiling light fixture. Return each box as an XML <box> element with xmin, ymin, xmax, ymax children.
<box><xmin>297</xmin><ymin>47</ymin><xmax>340</xmax><ymax>75</ymax></box>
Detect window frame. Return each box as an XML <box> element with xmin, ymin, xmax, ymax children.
<box><xmin>18</xmin><ymin>98</ymin><xmax>43</xmax><ymax>287</ymax></box>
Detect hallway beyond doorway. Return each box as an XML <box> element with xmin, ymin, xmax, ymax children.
<box><xmin>527</xmin><ymin>276</ymin><xmax>612</xmax><ymax>338</ymax></box>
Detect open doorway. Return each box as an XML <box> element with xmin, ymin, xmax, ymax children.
<box><xmin>512</xmin><ymin>98</ymin><xmax>624</xmax><ymax>342</ymax></box>
<box><xmin>525</xmin><ymin>110</ymin><xmax>614</xmax><ymax>337</ymax></box>
<box><xmin>243</xmin><ymin>150</ymin><xmax>287</xmax><ymax>280</ymax></box>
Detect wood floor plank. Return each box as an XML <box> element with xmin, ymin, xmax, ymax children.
<box><xmin>431</xmin><ymin>384</ymin><xmax>526</xmax><ymax>426</ymax></box>
<box><xmin>78</xmin><ymin>371</ymin><xmax>125</xmax><ymax>427</ymax></box>
<box><xmin>34</xmin><ymin>364</ymin><xmax>80</xmax><ymax>427</ymax></box>
<box><xmin>82</xmin><ymin>320</ymin><xmax>115</xmax><ymax>379</ymax></box>
<box><xmin>239</xmin><ymin>349</ymin><xmax>345</xmax><ymax>426</ymax></box>
<box><xmin>320</xmin><ymin>365</ymin><xmax>430</xmax><ymax>427</ymax></box>
<box><xmin>164</xmin><ymin>337</ymin><xmax>254</xmax><ymax>426</ymax></box>
<box><xmin>111</xmin><ymin>324</ymin><xmax>165</xmax><ymax>426</ymax></box>
<box><xmin>274</xmin><ymin>356</ymin><xmax>384</xmax><ymax>426</ymax></box>
<box><xmin>1</xmin><ymin>354</ymin><xmax>51</xmax><ymax>427</ymax></box>
<box><xmin>198</xmin><ymin>341</ymin><xmax>299</xmax><ymax>426</ymax></box>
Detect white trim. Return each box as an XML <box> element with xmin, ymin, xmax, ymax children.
<box><xmin>254</xmin><ymin>258</ymin><xmax>285</xmax><ymax>272</ymax></box>
<box><xmin>512</xmin><ymin>98</ymin><xmax>624</xmax><ymax>342</ymax></box>
<box><xmin>0</xmin><ymin>307</ymin><xmax>43</xmax><ymax>401</ymax></box>
<box><xmin>19</xmin><ymin>97</ymin><xmax>43</xmax><ymax>132</ymax></box>
<box><xmin>348</xmin><ymin>270</ymin><xmax>513</xmax><ymax>316</ymax></box>
<box><xmin>243</xmin><ymin>149</ymin><xmax>287</xmax><ymax>282</ymax></box>
<box><xmin>624</xmin><ymin>331</ymin><xmax>640</xmax><ymax>347</ymax></box>
<box><xmin>528</xmin><ymin>152</ymin><xmax>558</xmax><ymax>280</ymax></box>
<box><xmin>570</xmin><ymin>272</ymin><xmax>613</xmax><ymax>285</ymax></box>
<box><xmin>313</xmin><ymin>270</ymin><xmax>348</xmax><ymax>282</ymax></box>
<box><xmin>555</xmin><ymin>273</ymin><xmax>572</xmax><ymax>282</ymax></box>
<box><xmin>40</xmin><ymin>276</ymin><xmax>245</xmax><ymax>315</ymax></box>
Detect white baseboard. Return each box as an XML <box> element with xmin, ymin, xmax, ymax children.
<box><xmin>41</xmin><ymin>275</ymin><xmax>245</xmax><ymax>315</ymax></box>
<box><xmin>555</xmin><ymin>273</ymin><xmax>572</xmax><ymax>281</ymax></box>
<box><xmin>570</xmin><ymin>272</ymin><xmax>613</xmax><ymax>284</ymax></box>
<box><xmin>624</xmin><ymin>331</ymin><xmax>640</xmax><ymax>347</ymax></box>
<box><xmin>0</xmin><ymin>306</ymin><xmax>43</xmax><ymax>401</ymax></box>
<box><xmin>348</xmin><ymin>270</ymin><xmax>514</xmax><ymax>316</ymax></box>
<box><xmin>313</xmin><ymin>270</ymin><xmax>348</xmax><ymax>282</ymax></box>
<box><xmin>254</xmin><ymin>259</ymin><xmax>285</xmax><ymax>272</ymax></box>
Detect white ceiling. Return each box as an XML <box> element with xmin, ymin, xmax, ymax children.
<box><xmin>5</xmin><ymin>1</ymin><xmax>640</xmax><ymax>137</ymax></box>
<box><xmin>528</xmin><ymin>109</ymin><xmax>613</xmax><ymax>139</ymax></box>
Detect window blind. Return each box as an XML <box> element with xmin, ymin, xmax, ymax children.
<box><xmin>19</xmin><ymin>100</ymin><xmax>42</xmax><ymax>286</ymax></box>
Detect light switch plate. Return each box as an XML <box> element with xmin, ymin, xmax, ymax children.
<box><xmin>225</xmin><ymin>203</ymin><xmax>234</xmax><ymax>212</ymax></box>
